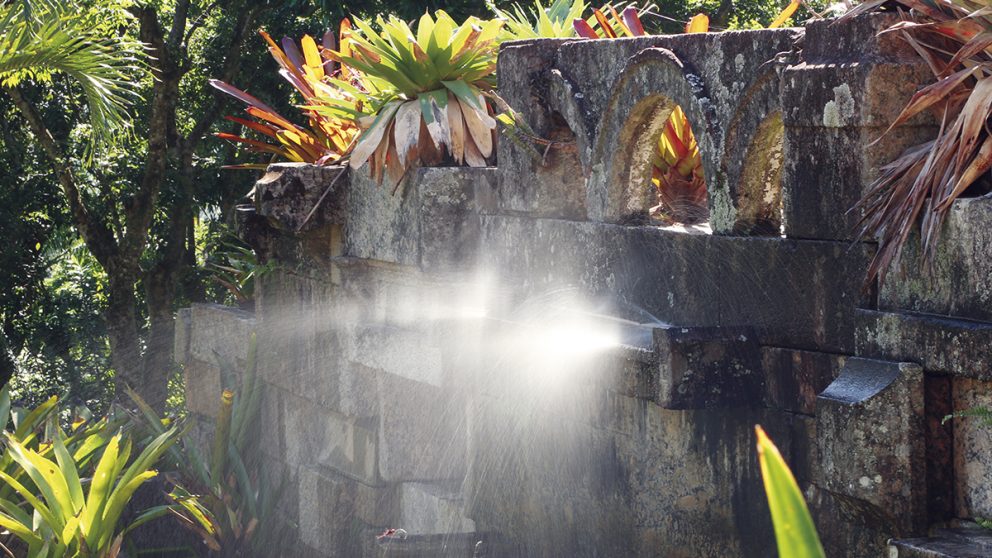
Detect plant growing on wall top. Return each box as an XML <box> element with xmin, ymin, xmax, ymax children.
<box><xmin>844</xmin><ymin>0</ymin><xmax>992</xmax><ymax>287</ymax></box>
<box><xmin>211</xmin><ymin>29</ymin><xmax>359</xmax><ymax>169</ymax></box>
<box><xmin>316</xmin><ymin>11</ymin><xmax>504</xmax><ymax>189</ymax></box>
<box><xmin>489</xmin><ymin>0</ymin><xmax>590</xmax><ymax>39</ymax></box>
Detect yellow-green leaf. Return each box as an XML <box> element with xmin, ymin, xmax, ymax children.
<box><xmin>756</xmin><ymin>425</ymin><xmax>826</xmax><ymax>558</ymax></box>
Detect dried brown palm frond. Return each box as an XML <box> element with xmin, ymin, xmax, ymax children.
<box><xmin>844</xmin><ymin>0</ymin><xmax>992</xmax><ymax>287</ymax></box>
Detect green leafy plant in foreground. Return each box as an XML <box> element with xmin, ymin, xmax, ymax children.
<box><xmin>0</xmin><ymin>383</ymin><xmax>182</xmax><ymax>558</ymax></box>
<box><xmin>756</xmin><ymin>425</ymin><xmax>826</xmax><ymax>558</ymax></box>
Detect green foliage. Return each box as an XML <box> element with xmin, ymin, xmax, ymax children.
<box><xmin>205</xmin><ymin>233</ymin><xmax>274</xmax><ymax>309</ymax></box>
<box><xmin>0</xmin><ymin>0</ymin><xmax>147</xmax><ymax>152</ymax></box>
<box><xmin>489</xmin><ymin>0</ymin><xmax>588</xmax><ymax>39</ymax></box>
<box><xmin>943</xmin><ymin>406</ymin><xmax>992</xmax><ymax>428</ymax></box>
<box><xmin>756</xmin><ymin>425</ymin><xmax>826</xmax><ymax>558</ymax></box>
<box><xmin>0</xmin><ymin>383</ymin><xmax>181</xmax><ymax>557</ymax></box>
<box><xmin>130</xmin><ymin>335</ymin><xmax>287</xmax><ymax>557</ymax></box>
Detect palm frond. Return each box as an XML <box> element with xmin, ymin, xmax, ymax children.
<box><xmin>0</xmin><ymin>0</ymin><xmax>147</xmax><ymax>152</ymax></box>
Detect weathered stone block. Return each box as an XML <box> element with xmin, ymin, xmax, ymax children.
<box><xmin>183</xmin><ymin>358</ymin><xmax>222</xmax><ymax>418</ymax></box>
<box><xmin>881</xmin><ymin>195</ymin><xmax>992</xmax><ymax>322</ymax></box>
<box><xmin>952</xmin><ymin>377</ymin><xmax>992</xmax><ymax>520</ymax></box>
<box><xmin>187</xmin><ymin>303</ymin><xmax>256</xmax><ymax>368</ymax></box>
<box><xmin>255</xmin><ymin>163</ymin><xmax>348</xmax><ymax>233</ymax></box>
<box><xmin>480</xmin><ymin>215</ymin><xmax>871</xmax><ymax>352</ymax></box>
<box><xmin>397</xmin><ymin>482</ymin><xmax>475</xmax><ymax>536</ymax></box>
<box><xmin>652</xmin><ymin>326</ymin><xmax>762</xmax><ymax>409</ymax></box>
<box><xmin>418</xmin><ymin>167</ymin><xmax>493</xmax><ymax>271</ymax></box>
<box><xmin>281</xmin><ymin>390</ymin><xmax>379</xmax><ymax>484</ymax></box>
<box><xmin>298</xmin><ymin>466</ymin><xmax>397</xmax><ymax>556</ymax></box>
<box><xmin>345</xmin><ymin>167</ymin><xmax>420</xmax><ymax>266</ymax></box>
<box><xmin>889</xmin><ymin>524</ymin><xmax>992</xmax><ymax>558</ymax></box>
<box><xmin>781</xmin><ymin>15</ymin><xmax>938</xmax><ymax>241</ymax></box>
<box><xmin>816</xmin><ymin>357</ymin><xmax>926</xmax><ymax>534</ymax></box>
<box><xmin>762</xmin><ymin>347</ymin><xmax>845</xmax><ymax>415</ymax></box>
<box><xmin>496</xmin><ymin>39</ymin><xmax>588</xmax><ymax>220</ymax></box>
<box><xmin>349</xmin><ymin>325</ymin><xmax>444</xmax><ymax>388</ymax></box>
<box><xmin>856</xmin><ymin>309</ymin><xmax>992</xmax><ymax>380</ymax></box>
<box><xmin>376</xmin><ymin>373</ymin><xmax>467</xmax><ymax>482</ymax></box>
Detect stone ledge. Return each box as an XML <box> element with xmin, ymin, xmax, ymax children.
<box><xmin>855</xmin><ymin>309</ymin><xmax>992</xmax><ymax>380</ymax></box>
<box><xmin>889</xmin><ymin>524</ymin><xmax>992</xmax><ymax>558</ymax></box>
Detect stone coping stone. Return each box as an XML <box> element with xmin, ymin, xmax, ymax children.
<box><xmin>480</xmin><ymin>214</ymin><xmax>870</xmax><ymax>353</ymax></box>
<box><xmin>889</xmin><ymin>524</ymin><xmax>992</xmax><ymax>558</ymax></box>
<box><xmin>855</xmin><ymin>309</ymin><xmax>992</xmax><ymax>380</ymax></box>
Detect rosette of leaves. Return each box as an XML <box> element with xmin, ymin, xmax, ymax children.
<box><xmin>489</xmin><ymin>0</ymin><xmax>589</xmax><ymax>39</ymax></box>
<box><xmin>318</xmin><ymin>11</ymin><xmax>504</xmax><ymax>189</ymax></box>
<box><xmin>843</xmin><ymin>0</ymin><xmax>992</xmax><ymax>287</ymax></box>
<box><xmin>210</xmin><ymin>28</ymin><xmax>359</xmax><ymax>169</ymax></box>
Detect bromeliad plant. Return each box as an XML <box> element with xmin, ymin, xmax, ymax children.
<box><xmin>490</xmin><ymin>0</ymin><xmax>589</xmax><ymax>39</ymax></box>
<box><xmin>211</xmin><ymin>29</ymin><xmax>359</xmax><ymax>169</ymax></box>
<box><xmin>844</xmin><ymin>0</ymin><xmax>992</xmax><ymax>287</ymax></box>
<box><xmin>572</xmin><ymin>5</ymin><xmax>710</xmax><ymax>223</ymax></box>
<box><xmin>317</xmin><ymin>11</ymin><xmax>504</xmax><ymax>189</ymax></box>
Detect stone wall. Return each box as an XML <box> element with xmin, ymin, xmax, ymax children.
<box><xmin>174</xmin><ymin>13</ymin><xmax>992</xmax><ymax>558</ymax></box>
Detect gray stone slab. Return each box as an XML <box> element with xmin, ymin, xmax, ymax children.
<box><xmin>856</xmin><ymin>309</ymin><xmax>992</xmax><ymax>380</ymax></box>
<box><xmin>187</xmin><ymin>303</ymin><xmax>256</xmax><ymax>366</ymax></box>
<box><xmin>397</xmin><ymin>482</ymin><xmax>475</xmax><ymax>536</ymax></box>
<box><xmin>951</xmin><ymin>377</ymin><xmax>992</xmax><ymax>519</ymax></box>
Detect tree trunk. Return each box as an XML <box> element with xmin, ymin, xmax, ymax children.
<box><xmin>143</xmin><ymin>266</ymin><xmax>177</xmax><ymax>411</ymax></box>
<box><xmin>104</xmin><ymin>265</ymin><xmax>143</xmax><ymax>395</ymax></box>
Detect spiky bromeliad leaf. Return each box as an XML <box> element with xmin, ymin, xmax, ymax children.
<box><xmin>319</xmin><ymin>10</ymin><xmax>503</xmax><ymax>190</ymax></box>
<box><xmin>212</xmin><ymin>25</ymin><xmax>359</xmax><ymax>169</ymax></box>
<box><xmin>756</xmin><ymin>426</ymin><xmax>827</xmax><ymax>558</ymax></box>
<box><xmin>0</xmin><ymin>0</ymin><xmax>147</xmax><ymax>154</ymax></box>
<box><xmin>844</xmin><ymin>0</ymin><xmax>992</xmax><ymax>288</ymax></box>
<box><xmin>490</xmin><ymin>0</ymin><xmax>589</xmax><ymax>39</ymax></box>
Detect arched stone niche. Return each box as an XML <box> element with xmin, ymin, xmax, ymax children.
<box><xmin>720</xmin><ymin>69</ymin><xmax>787</xmax><ymax>235</ymax></box>
<box><xmin>588</xmin><ymin>47</ymin><xmax>720</xmax><ymax>225</ymax></box>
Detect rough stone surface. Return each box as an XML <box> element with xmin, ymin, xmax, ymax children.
<box><xmin>187</xmin><ymin>303</ymin><xmax>256</xmax><ymax>366</ymax></box>
<box><xmin>652</xmin><ymin>326</ymin><xmax>762</xmax><ymax>409</ymax></box>
<box><xmin>951</xmin><ymin>377</ymin><xmax>992</xmax><ymax>519</ymax></box>
<box><xmin>881</xmin><ymin>195</ymin><xmax>992</xmax><ymax>322</ymax></box>
<box><xmin>762</xmin><ymin>347</ymin><xmax>844</xmax><ymax>415</ymax></box>
<box><xmin>255</xmin><ymin>163</ymin><xmax>348</xmax><ymax>233</ymax></box>
<box><xmin>816</xmin><ymin>357</ymin><xmax>926</xmax><ymax>534</ymax></box>
<box><xmin>397</xmin><ymin>482</ymin><xmax>475</xmax><ymax>536</ymax></box>
<box><xmin>856</xmin><ymin>309</ymin><xmax>992</xmax><ymax>380</ymax></box>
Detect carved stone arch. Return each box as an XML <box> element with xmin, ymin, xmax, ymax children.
<box><xmin>587</xmin><ymin>47</ymin><xmax>721</xmax><ymax>224</ymax></box>
<box><xmin>548</xmin><ymin>69</ymin><xmax>594</xmax><ymax>172</ymax></box>
<box><xmin>718</xmin><ymin>68</ymin><xmax>786</xmax><ymax>235</ymax></box>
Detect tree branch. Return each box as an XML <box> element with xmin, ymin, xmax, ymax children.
<box><xmin>123</xmin><ymin>6</ymin><xmax>179</xmax><ymax>263</ymax></box>
<box><xmin>182</xmin><ymin>5</ymin><xmax>260</xmax><ymax>151</ymax></box>
<box><xmin>5</xmin><ymin>86</ymin><xmax>118</xmax><ymax>266</ymax></box>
